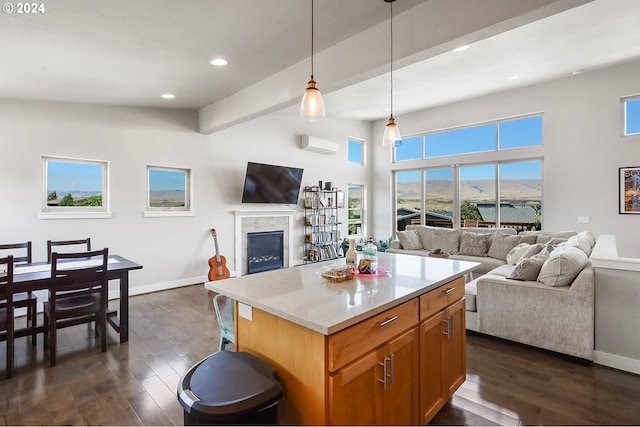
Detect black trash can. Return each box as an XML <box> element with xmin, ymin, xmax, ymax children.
<box><xmin>177</xmin><ymin>351</ymin><xmax>283</xmax><ymax>425</ymax></box>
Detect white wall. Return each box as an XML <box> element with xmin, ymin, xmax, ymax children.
<box><xmin>372</xmin><ymin>58</ymin><xmax>640</xmax><ymax>257</ymax></box>
<box><xmin>0</xmin><ymin>100</ymin><xmax>371</xmax><ymax>294</ymax></box>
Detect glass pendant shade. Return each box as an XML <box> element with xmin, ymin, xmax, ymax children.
<box><xmin>300</xmin><ymin>76</ymin><xmax>325</xmax><ymax>121</ymax></box>
<box><xmin>382</xmin><ymin>115</ymin><xmax>402</xmax><ymax>147</ymax></box>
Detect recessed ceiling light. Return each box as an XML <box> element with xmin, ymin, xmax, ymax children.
<box><xmin>572</xmin><ymin>69</ymin><xmax>585</xmax><ymax>75</ymax></box>
<box><xmin>209</xmin><ymin>58</ymin><xmax>229</xmax><ymax>66</ymax></box>
<box><xmin>161</xmin><ymin>93</ymin><xmax>175</xmax><ymax>99</ymax></box>
<box><xmin>453</xmin><ymin>45</ymin><xmax>470</xmax><ymax>52</ymax></box>
<box><xmin>507</xmin><ymin>75</ymin><xmax>520</xmax><ymax>80</ymax></box>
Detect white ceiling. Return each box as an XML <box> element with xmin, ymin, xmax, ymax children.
<box><xmin>1</xmin><ymin>0</ymin><xmax>640</xmax><ymax>123</ymax></box>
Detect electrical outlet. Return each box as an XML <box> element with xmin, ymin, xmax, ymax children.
<box><xmin>238</xmin><ymin>302</ymin><xmax>253</xmax><ymax>321</ymax></box>
<box><xmin>577</xmin><ymin>216</ymin><xmax>590</xmax><ymax>224</ymax></box>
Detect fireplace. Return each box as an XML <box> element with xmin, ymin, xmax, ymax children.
<box><xmin>247</xmin><ymin>231</ymin><xmax>284</xmax><ymax>274</ymax></box>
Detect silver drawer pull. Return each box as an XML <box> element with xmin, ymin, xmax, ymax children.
<box><xmin>379</xmin><ymin>316</ymin><xmax>398</xmax><ymax>327</ymax></box>
<box><xmin>443</xmin><ymin>287</ymin><xmax>456</xmax><ymax>294</ymax></box>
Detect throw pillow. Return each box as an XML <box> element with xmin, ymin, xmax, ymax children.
<box><xmin>506</xmin><ymin>243</ymin><xmax>532</xmax><ymax>265</ymax></box>
<box><xmin>566</xmin><ymin>235</ymin><xmax>593</xmax><ymax>256</ymax></box>
<box><xmin>459</xmin><ymin>232</ymin><xmax>489</xmax><ymax>257</ymax></box>
<box><xmin>396</xmin><ymin>230</ymin><xmax>423</xmax><ymax>250</ymax></box>
<box><xmin>520</xmin><ymin>242</ymin><xmax>544</xmax><ymax>260</ymax></box>
<box><xmin>508</xmin><ymin>251</ymin><xmax>549</xmax><ymax>281</ymax></box>
<box><xmin>537</xmin><ymin>246</ymin><xmax>589</xmax><ymax>287</ymax></box>
<box><xmin>487</xmin><ymin>233</ymin><xmax>521</xmax><ymax>260</ymax></box>
<box><xmin>518</xmin><ymin>234</ymin><xmax>538</xmax><ymax>245</ymax></box>
<box><xmin>577</xmin><ymin>231</ymin><xmax>596</xmax><ymax>247</ymax></box>
<box><xmin>432</xmin><ymin>228</ymin><xmax>460</xmax><ymax>254</ymax></box>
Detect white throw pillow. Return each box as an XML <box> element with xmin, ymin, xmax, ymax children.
<box><xmin>487</xmin><ymin>233</ymin><xmax>521</xmax><ymax>260</ymax></box>
<box><xmin>506</xmin><ymin>243</ymin><xmax>531</xmax><ymax>265</ymax></box>
<box><xmin>432</xmin><ymin>228</ymin><xmax>460</xmax><ymax>254</ymax></box>
<box><xmin>566</xmin><ymin>235</ymin><xmax>593</xmax><ymax>256</ymax></box>
<box><xmin>508</xmin><ymin>251</ymin><xmax>550</xmax><ymax>281</ymax></box>
<box><xmin>577</xmin><ymin>231</ymin><xmax>596</xmax><ymax>247</ymax></box>
<box><xmin>396</xmin><ymin>230</ymin><xmax>423</xmax><ymax>250</ymax></box>
<box><xmin>537</xmin><ymin>246</ymin><xmax>589</xmax><ymax>287</ymax></box>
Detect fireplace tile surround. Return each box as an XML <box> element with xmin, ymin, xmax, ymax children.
<box><xmin>234</xmin><ymin>210</ymin><xmax>300</xmax><ymax>276</ymax></box>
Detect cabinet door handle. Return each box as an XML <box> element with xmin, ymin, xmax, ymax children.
<box><xmin>443</xmin><ymin>287</ymin><xmax>456</xmax><ymax>294</ymax></box>
<box><xmin>389</xmin><ymin>353</ymin><xmax>395</xmax><ymax>385</ymax></box>
<box><xmin>379</xmin><ymin>316</ymin><xmax>398</xmax><ymax>327</ymax></box>
<box><xmin>443</xmin><ymin>317</ymin><xmax>450</xmax><ymax>338</ymax></box>
<box><xmin>378</xmin><ymin>358</ymin><xmax>389</xmax><ymax>390</ymax></box>
<box><xmin>449</xmin><ymin>314</ymin><xmax>454</xmax><ymax>338</ymax></box>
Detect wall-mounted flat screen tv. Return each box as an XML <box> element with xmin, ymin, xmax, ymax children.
<box><xmin>241</xmin><ymin>162</ymin><xmax>304</xmax><ymax>204</ymax></box>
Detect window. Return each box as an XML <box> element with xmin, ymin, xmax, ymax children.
<box><xmin>145</xmin><ymin>166</ymin><xmax>193</xmax><ymax>217</ymax></box>
<box><xmin>394</xmin><ymin>135</ymin><xmax>423</xmax><ymax>161</ymax></box>
<box><xmin>425</xmin><ymin>168</ymin><xmax>454</xmax><ymax>226</ymax></box>
<box><xmin>348</xmin><ymin>138</ymin><xmax>364</xmax><ymax>164</ymax></box>
<box><xmin>395</xmin><ymin>170</ymin><xmax>422</xmax><ymax>230</ymax></box>
<box><xmin>460</xmin><ymin>164</ymin><xmax>496</xmax><ymax>226</ymax></box>
<box><xmin>394</xmin><ymin>115</ymin><xmax>543</xmax><ymax>162</ymax></box>
<box><xmin>623</xmin><ymin>96</ymin><xmax>640</xmax><ymax>136</ymax></box>
<box><xmin>41</xmin><ymin>156</ymin><xmax>109</xmax><ymax>219</ymax></box>
<box><xmin>347</xmin><ymin>184</ymin><xmax>363</xmax><ymax>236</ymax></box>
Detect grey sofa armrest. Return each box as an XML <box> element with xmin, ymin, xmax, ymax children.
<box><xmin>390</xmin><ymin>239</ymin><xmax>402</xmax><ymax>249</ymax></box>
<box><xmin>474</xmin><ymin>271</ymin><xmax>594</xmax><ymax>360</ymax></box>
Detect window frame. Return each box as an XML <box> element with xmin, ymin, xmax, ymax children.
<box><xmin>40</xmin><ymin>156</ymin><xmax>110</xmax><ymax>220</ymax></box>
<box><xmin>348</xmin><ymin>137</ymin><xmax>365</xmax><ymax>165</ymax></box>
<box><xmin>622</xmin><ymin>95</ymin><xmax>640</xmax><ymax>137</ymax></box>
<box><xmin>144</xmin><ymin>165</ymin><xmax>194</xmax><ymax>217</ymax></box>
<box><xmin>347</xmin><ymin>183</ymin><xmax>364</xmax><ymax>237</ymax></box>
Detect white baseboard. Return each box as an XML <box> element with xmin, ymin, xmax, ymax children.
<box><xmin>594</xmin><ymin>350</ymin><xmax>640</xmax><ymax>375</ymax></box>
<box><xmin>108</xmin><ymin>275</ymin><xmax>206</xmax><ymax>299</ymax></box>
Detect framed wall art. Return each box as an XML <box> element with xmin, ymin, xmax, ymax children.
<box><xmin>619</xmin><ymin>166</ymin><xmax>640</xmax><ymax>214</ymax></box>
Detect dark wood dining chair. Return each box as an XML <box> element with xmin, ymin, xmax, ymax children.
<box><xmin>44</xmin><ymin>248</ymin><xmax>108</xmax><ymax>367</ymax></box>
<box><xmin>0</xmin><ymin>242</ymin><xmax>37</xmax><ymax>345</ymax></box>
<box><xmin>0</xmin><ymin>255</ymin><xmax>15</xmax><ymax>378</ymax></box>
<box><xmin>46</xmin><ymin>238</ymin><xmax>91</xmax><ymax>263</ymax></box>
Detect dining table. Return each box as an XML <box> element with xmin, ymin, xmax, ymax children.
<box><xmin>11</xmin><ymin>254</ymin><xmax>143</xmax><ymax>343</ymax></box>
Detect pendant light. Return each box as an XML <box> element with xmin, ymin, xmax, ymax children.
<box><xmin>382</xmin><ymin>0</ymin><xmax>402</xmax><ymax>147</ymax></box>
<box><xmin>300</xmin><ymin>0</ymin><xmax>325</xmax><ymax>121</ymax></box>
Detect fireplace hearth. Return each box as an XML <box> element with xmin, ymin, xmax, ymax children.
<box><xmin>247</xmin><ymin>231</ymin><xmax>284</xmax><ymax>274</ymax></box>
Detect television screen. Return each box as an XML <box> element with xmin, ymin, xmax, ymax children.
<box><xmin>241</xmin><ymin>162</ymin><xmax>304</xmax><ymax>204</ymax></box>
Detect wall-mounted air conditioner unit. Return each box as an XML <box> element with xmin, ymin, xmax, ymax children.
<box><xmin>300</xmin><ymin>134</ymin><xmax>339</xmax><ymax>155</ymax></box>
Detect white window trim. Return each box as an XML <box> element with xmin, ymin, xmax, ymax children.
<box><xmin>40</xmin><ymin>156</ymin><xmax>111</xmax><ymax>220</ymax></box>
<box><xmin>144</xmin><ymin>165</ymin><xmax>194</xmax><ymax>218</ymax></box>
<box><xmin>347</xmin><ymin>137</ymin><xmax>366</xmax><ymax>165</ymax></box>
<box><xmin>622</xmin><ymin>94</ymin><xmax>640</xmax><ymax>137</ymax></box>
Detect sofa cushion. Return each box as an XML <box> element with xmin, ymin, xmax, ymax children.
<box><xmin>396</xmin><ymin>230</ymin><xmax>423</xmax><ymax>250</ymax></box>
<box><xmin>407</xmin><ymin>225</ymin><xmax>434</xmax><ymax>250</ymax></box>
<box><xmin>537</xmin><ymin>246</ymin><xmax>589</xmax><ymax>287</ymax></box>
<box><xmin>465</xmin><ymin>280</ymin><xmax>478</xmax><ymax>312</ymax></box>
<box><xmin>518</xmin><ymin>234</ymin><xmax>538</xmax><ymax>245</ymax></box>
<box><xmin>487</xmin><ymin>233</ymin><xmax>521</xmax><ymax>260</ymax></box>
<box><xmin>459</xmin><ymin>231</ymin><xmax>489</xmax><ymax>257</ymax></box>
<box><xmin>432</xmin><ymin>228</ymin><xmax>460</xmax><ymax>254</ymax></box>
<box><xmin>508</xmin><ymin>251</ymin><xmax>550</xmax><ymax>281</ymax></box>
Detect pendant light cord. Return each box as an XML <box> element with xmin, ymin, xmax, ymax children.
<box><xmin>311</xmin><ymin>0</ymin><xmax>315</xmax><ymax>77</ymax></box>
<box><xmin>390</xmin><ymin>0</ymin><xmax>394</xmax><ymax>116</ymax></box>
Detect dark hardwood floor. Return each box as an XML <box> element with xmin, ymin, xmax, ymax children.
<box><xmin>1</xmin><ymin>284</ymin><xmax>639</xmax><ymax>425</ymax></box>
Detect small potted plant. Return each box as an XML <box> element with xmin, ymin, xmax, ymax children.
<box><xmin>378</xmin><ymin>236</ymin><xmax>392</xmax><ymax>252</ymax></box>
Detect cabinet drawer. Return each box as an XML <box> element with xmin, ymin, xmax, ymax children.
<box><xmin>328</xmin><ymin>298</ymin><xmax>418</xmax><ymax>372</ymax></box>
<box><xmin>420</xmin><ymin>277</ymin><xmax>465</xmax><ymax>321</ymax></box>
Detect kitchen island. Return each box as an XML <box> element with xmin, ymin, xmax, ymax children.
<box><xmin>205</xmin><ymin>252</ymin><xmax>478</xmax><ymax>425</ymax></box>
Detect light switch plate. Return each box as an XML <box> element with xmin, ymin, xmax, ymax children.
<box><xmin>577</xmin><ymin>216</ymin><xmax>590</xmax><ymax>224</ymax></box>
<box><xmin>238</xmin><ymin>302</ymin><xmax>253</xmax><ymax>321</ymax></box>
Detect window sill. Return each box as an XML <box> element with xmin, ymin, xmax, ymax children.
<box><xmin>39</xmin><ymin>211</ymin><xmax>112</xmax><ymax>220</ymax></box>
<box><xmin>144</xmin><ymin>210</ymin><xmax>195</xmax><ymax>218</ymax></box>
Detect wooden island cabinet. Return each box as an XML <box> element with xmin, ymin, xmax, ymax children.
<box><xmin>206</xmin><ymin>252</ymin><xmax>478</xmax><ymax>425</ymax></box>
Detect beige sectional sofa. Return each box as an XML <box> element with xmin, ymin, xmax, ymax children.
<box><xmin>388</xmin><ymin>226</ymin><xmax>596</xmax><ymax>361</ymax></box>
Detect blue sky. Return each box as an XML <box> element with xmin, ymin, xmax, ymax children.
<box><xmin>149</xmin><ymin>169</ymin><xmax>186</xmax><ymax>191</ymax></box>
<box><xmin>48</xmin><ymin>161</ymin><xmax>102</xmax><ymax>191</ymax></box>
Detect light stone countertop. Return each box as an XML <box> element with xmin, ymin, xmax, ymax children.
<box><xmin>205</xmin><ymin>252</ymin><xmax>479</xmax><ymax>335</ymax></box>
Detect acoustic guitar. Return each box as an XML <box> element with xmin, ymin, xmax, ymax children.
<box><xmin>208</xmin><ymin>228</ymin><xmax>230</xmax><ymax>281</ymax></box>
